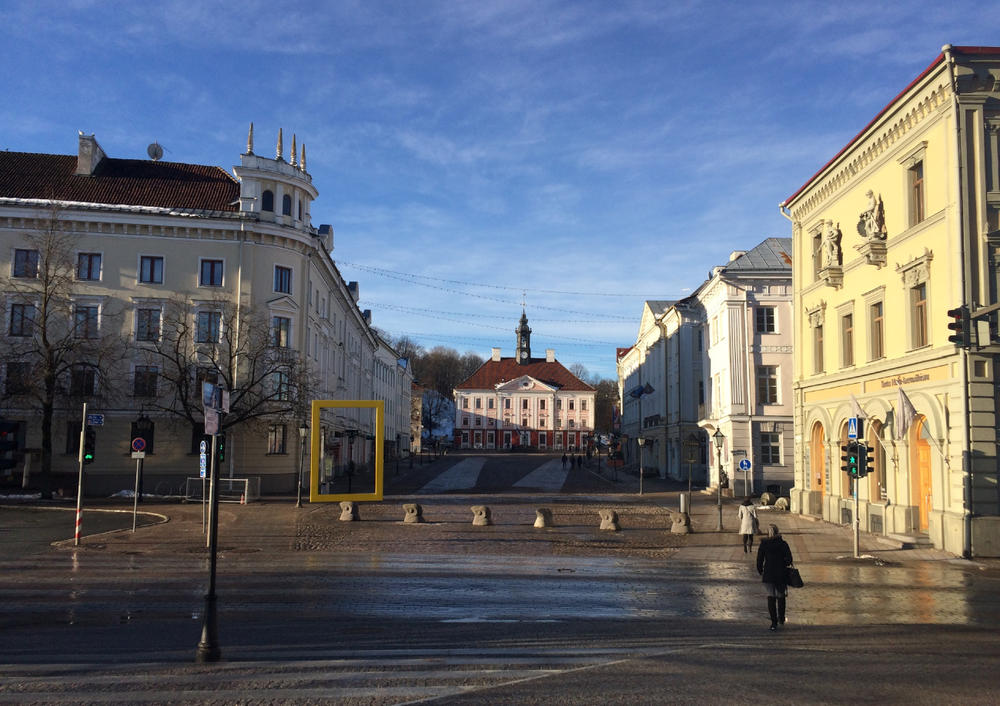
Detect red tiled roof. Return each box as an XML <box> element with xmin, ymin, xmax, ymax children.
<box><xmin>455</xmin><ymin>357</ymin><xmax>595</xmax><ymax>392</ymax></box>
<box><xmin>782</xmin><ymin>46</ymin><xmax>1000</xmax><ymax>208</ymax></box>
<box><xmin>0</xmin><ymin>151</ymin><xmax>240</xmax><ymax>211</ymax></box>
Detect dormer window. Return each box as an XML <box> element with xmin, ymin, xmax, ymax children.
<box><xmin>282</xmin><ymin>194</ymin><xmax>292</xmax><ymax>216</ymax></box>
<box><xmin>262</xmin><ymin>190</ymin><xmax>274</xmax><ymax>212</ymax></box>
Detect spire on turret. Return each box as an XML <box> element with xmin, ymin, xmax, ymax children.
<box><xmin>290</xmin><ymin>134</ymin><xmax>298</xmax><ymax>166</ymax></box>
<box><xmin>276</xmin><ymin>128</ymin><xmax>284</xmax><ymax>161</ymax></box>
<box><xmin>515</xmin><ymin>308</ymin><xmax>532</xmax><ymax>364</ymax></box>
<box><xmin>300</xmin><ymin>143</ymin><xmax>306</xmax><ymax>172</ymax></box>
<box><xmin>246</xmin><ymin>122</ymin><xmax>254</xmax><ymax>155</ymax></box>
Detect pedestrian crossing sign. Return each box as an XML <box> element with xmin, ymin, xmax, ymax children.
<box><xmin>848</xmin><ymin>417</ymin><xmax>858</xmax><ymax>440</ymax></box>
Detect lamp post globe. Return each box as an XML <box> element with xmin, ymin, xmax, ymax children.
<box><xmin>712</xmin><ymin>428</ymin><xmax>725</xmax><ymax>531</ymax></box>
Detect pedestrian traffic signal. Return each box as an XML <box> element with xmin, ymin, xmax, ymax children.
<box><xmin>215</xmin><ymin>433</ymin><xmax>226</xmax><ymax>465</ymax></box>
<box><xmin>841</xmin><ymin>440</ymin><xmax>860</xmax><ymax>477</ymax></box>
<box><xmin>946</xmin><ymin>305</ymin><xmax>970</xmax><ymax>347</ymax></box>
<box><xmin>83</xmin><ymin>426</ymin><xmax>96</xmax><ymax>465</ymax></box>
<box><xmin>0</xmin><ymin>421</ymin><xmax>18</xmax><ymax>471</ymax></box>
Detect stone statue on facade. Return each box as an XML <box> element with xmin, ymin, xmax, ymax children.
<box><xmin>822</xmin><ymin>219</ymin><xmax>842</xmax><ymax>268</ymax></box>
<box><xmin>858</xmin><ymin>190</ymin><xmax>887</xmax><ymax>241</ymax></box>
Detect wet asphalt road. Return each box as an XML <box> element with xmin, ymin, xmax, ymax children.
<box><xmin>3</xmin><ymin>453</ymin><xmax>1000</xmax><ymax>703</ymax></box>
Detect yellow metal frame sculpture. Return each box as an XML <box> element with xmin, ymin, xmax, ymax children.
<box><xmin>309</xmin><ymin>399</ymin><xmax>384</xmax><ymax>502</ymax></box>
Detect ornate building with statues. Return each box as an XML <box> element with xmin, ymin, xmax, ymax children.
<box><xmin>782</xmin><ymin>45</ymin><xmax>1000</xmax><ymax>557</ymax></box>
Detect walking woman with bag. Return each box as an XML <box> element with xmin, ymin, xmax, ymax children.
<box><xmin>756</xmin><ymin>523</ymin><xmax>793</xmax><ymax>631</ymax></box>
<box><xmin>737</xmin><ymin>498</ymin><xmax>758</xmax><ymax>553</ymax></box>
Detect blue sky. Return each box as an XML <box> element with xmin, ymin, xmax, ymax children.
<box><xmin>1</xmin><ymin>1</ymin><xmax>993</xmax><ymax>380</ymax></box>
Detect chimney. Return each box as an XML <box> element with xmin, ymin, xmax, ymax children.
<box><xmin>545</xmin><ymin>349</ymin><xmax>555</xmax><ymax>363</ymax></box>
<box><xmin>362</xmin><ymin>309</ymin><xmax>371</xmax><ymax>324</ymax></box>
<box><xmin>491</xmin><ymin>347</ymin><xmax>501</xmax><ymax>362</ymax></box>
<box><xmin>347</xmin><ymin>281</ymin><xmax>359</xmax><ymax>302</ymax></box>
<box><xmin>75</xmin><ymin>132</ymin><xmax>106</xmax><ymax>176</ymax></box>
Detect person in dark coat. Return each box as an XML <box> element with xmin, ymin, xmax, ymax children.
<box><xmin>756</xmin><ymin>523</ymin><xmax>793</xmax><ymax>631</ymax></box>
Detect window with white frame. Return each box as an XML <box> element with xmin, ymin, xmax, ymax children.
<box><xmin>136</xmin><ymin>307</ymin><xmax>161</xmax><ymax>342</ymax></box>
<box><xmin>760</xmin><ymin>432</ymin><xmax>780</xmax><ymax>465</ymax></box>
<box><xmin>196</xmin><ymin>311</ymin><xmax>221</xmax><ymax>343</ymax></box>
<box><xmin>70</xmin><ymin>364</ymin><xmax>96</xmax><ymax>397</ymax></box>
<box><xmin>13</xmin><ymin>249</ymin><xmax>38</xmax><ymax>278</ymax></box>
<box><xmin>199</xmin><ymin>259</ymin><xmax>223</xmax><ymax>287</ymax></box>
<box><xmin>73</xmin><ymin>304</ymin><xmax>99</xmax><ymax>339</ymax></box>
<box><xmin>756</xmin><ymin>366</ymin><xmax>778</xmax><ymax>405</ymax></box>
<box><xmin>755</xmin><ymin>307</ymin><xmax>776</xmax><ymax>333</ymax></box>
<box><xmin>272</xmin><ymin>316</ymin><xmax>291</xmax><ymax>347</ymax></box>
<box><xmin>76</xmin><ymin>253</ymin><xmax>101</xmax><ymax>281</ymax></box>
<box><xmin>4</xmin><ymin>361</ymin><xmax>30</xmax><ymax>395</ymax></box>
<box><xmin>139</xmin><ymin>256</ymin><xmax>164</xmax><ymax>284</ymax></box>
<box><xmin>8</xmin><ymin>302</ymin><xmax>34</xmax><ymax>337</ymax></box>
<box><xmin>267</xmin><ymin>424</ymin><xmax>287</xmax><ymax>454</ymax></box>
<box><xmin>274</xmin><ymin>265</ymin><xmax>292</xmax><ymax>294</ymax></box>
<box><xmin>133</xmin><ymin>365</ymin><xmax>158</xmax><ymax>397</ymax></box>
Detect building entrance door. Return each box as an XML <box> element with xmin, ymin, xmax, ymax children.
<box><xmin>810</xmin><ymin>422</ymin><xmax>826</xmax><ymax>500</ymax></box>
<box><xmin>913</xmin><ymin>418</ymin><xmax>932</xmax><ymax>531</ymax></box>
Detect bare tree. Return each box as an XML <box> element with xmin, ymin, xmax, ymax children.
<box><xmin>0</xmin><ymin>208</ymin><xmax>129</xmax><ymax>490</ymax></box>
<box><xmin>592</xmin><ymin>379</ymin><xmax>618</xmax><ymax>435</ymax></box>
<box><xmin>133</xmin><ymin>295</ymin><xmax>317</xmax><ymax>446</ymax></box>
<box><xmin>568</xmin><ymin>362</ymin><xmax>590</xmax><ymax>382</ymax></box>
<box><xmin>421</xmin><ymin>389</ymin><xmax>454</xmax><ymax>441</ymax></box>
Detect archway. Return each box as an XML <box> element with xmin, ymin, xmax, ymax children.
<box><xmin>809</xmin><ymin>422</ymin><xmax>826</xmax><ymax>498</ymax></box>
<box><xmin>909</xmin><ymin>416</ymin><xmax>932</xmax><ymax>531</ymax></box>
<box><xmin>867</xmin><ymin>420</ymin><xmax>887</xmax><ymax>502</ymax></box>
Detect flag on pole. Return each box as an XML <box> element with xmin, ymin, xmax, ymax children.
<box><xmin>849</xmin><ymin>392</ymin><xmax>866</xmax><ymax>420</ymax></box>
<box><xmin>895</xmin><ymin>387</ymin><xmax>917</xmax><ymax>440</ymax></box>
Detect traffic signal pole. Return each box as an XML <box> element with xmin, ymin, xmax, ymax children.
<box><xmin>74</xmin><ymin>403</ymin><xmax>87</xmax><ymax>547</ymax></box>
<box><xmin>854</xmin><ymin>476</ymin><xmax>860</xmax><ymax>559</ymax></box>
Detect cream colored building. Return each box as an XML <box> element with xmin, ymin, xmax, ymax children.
<box><xmin>782</xmin><ymin>45</ymin><xmax>1000</xmax><ymax>557</ymax></box>
<box><xmin>0</xmin><ymin>129</ymin><xmax>407</xmax><ymax>496</ymax></box>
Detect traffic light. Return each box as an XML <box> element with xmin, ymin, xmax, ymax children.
<box><xmin>841</xmin><ymin>440</ymin><xmax>860</xmax><ymax>477</ymax></box>
<box><xmin>858</xmin><ymin>443</ymin><xmax>875</xmax><ymax>478</ymax></box>
<box><xmin>215</xmin><ymin>433</ymin><xmax>226</xmax><ymax>465</ymax></box>
<box><xmin>0</xmin><ymin>421</ymin><xmax>18</xmax><ymax>471</ymax></box>
<box><xmin>83</xmin><ymin>426</ymin><xmax>96</xmax><ymax>465</ymax></box>
<box><xmin>946</xmin><ymin>305</ymin><xmax>970</xmax><ymax>347</ymax></box>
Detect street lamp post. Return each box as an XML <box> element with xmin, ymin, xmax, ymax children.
<box><xmin>713</xmin><ymin>428</ymin><xmax>725</xmax><ymax>531</ymax></box>
<box><xmin>637</xmin><ymin>436</ymin><xmax>646</xmax><ymax>495</ymax></box>
<box><xmin>296</xmin><ymin>421</ymin><xmax>308</xmax><ymax>508</ymax></box>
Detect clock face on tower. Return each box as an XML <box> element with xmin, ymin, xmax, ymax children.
<box><xmin>520</xmin><ymin>351</ymin><xmax>528</xmax><ymax>359</ymax></box>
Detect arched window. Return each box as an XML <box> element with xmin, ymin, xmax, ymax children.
<box><xmin>261</xmin><ymin>190</ymin><xmax>274</xmax><ymax>212</ymax></box>
<box><xmin>282</xmin><ymin>194</ymin><xmax>292</xmax><ymax>216</ymax></box>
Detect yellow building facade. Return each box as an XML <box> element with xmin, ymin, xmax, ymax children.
<box><xmin>782</xmin><ymin>46</ymin><xmax>1000</xmax><ymax>557</ymax></box>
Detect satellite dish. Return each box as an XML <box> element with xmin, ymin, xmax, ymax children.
<box><xmin>147</xmin><ymin>142</ymin><xmax>164</xmax><ymax>161</ymax></box>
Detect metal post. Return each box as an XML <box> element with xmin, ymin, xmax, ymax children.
<box><xmin>638</xmin><ymin>441</ymin><xmax>644</xmax><ymax>496</ymax></box>
<box><xmin>74</xmin><ymin>403</ymin><xmax>86</xmax><ymax>547</ymax></box>
<box><xmin>296</xmin><ymin>426</ymin><xmax>307</xmax><ymax>508</ymax></box>
<box><xmin>716</xmin><ymin>453</ymin><xmax>724</xmax><ymax>532</ymax></box>
<box><xmin>853</xmin><ymin>476</ymin><xmax>860</xmax><ymax>559</ymax></box>
<box><xmin>132</xmin><ymin>457</ymin><xmax>141</xmax><ymax>532</ymax></box>
<box><xmin>196</xmin><ymin>432</ymin><xmax>222</xmax><ymax>662</ymax></box>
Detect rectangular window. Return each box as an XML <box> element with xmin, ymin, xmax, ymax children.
<box><xmin>133</xmin><ymin>366</ymin><xmax>157</xmax><ymax>397</ymax></box>
<box><xmin>475</xmin><ymin>397</ymin><xmax>482</xmax><ymax>409</ymax></box>
<box><xmin>698</xmin><ymin>380</ymin><xmax>705</xmax><ymax>405</ymax></box>
<box><xmin>273</xmin><ymin>370</ymin><xmax>291</xmax><ymax>401</ymax></box>
<box><xmin>196</xmin><ymin>311</ymin><xmax>221</xmax><ymax>343</ymax></box>
<box><xmin>569</xmin><ymin>400</ymin><xmax>575</xmax><ymax>411</ymax></box>
<box><xmin>200</xmin><ymin>259</ymin><xmax>223</xmax><ymax>287</ymax></box>
<box><xmin>136</xmin><ymin>308</ymin><xmax>161</xmax><ymax>341</ymax></box>
<box><xmin>9</xmin><ymin>303</ymin><xmax>33</xmax><ymax>336</ymax></box>
<box><xmin>756</xmin><ymin>366</ymin><xmax>778</xmax><ymax>405</ymax></box>
<box><xmin>139</xmin><ymin>256</ymin><xmax>164</xmax><ymax>284</ymax></box>
<box><xmin>755</xmin><ymin>307</ymin><xmax>776</xmax><ymax>333</ymax></box>
<box><xmin>272</xmin><ymin>316</ymin><xmax>291</xmax><ymax>347</ymax></box>
<box><xmin>522</xmin><ymin>399</ymin><xmax>528</xmax><ymax>410</ymax></box>
<box><xmin>74</xmin><ymin>305</ymin><xmax>99</xmax><ymax>339</ymax></box>
<box><xmin>870</xmin><ymin>302</ymin><xmax>884</xmax><ymax>360</ymax></box>
<box><xmin>504</xmin><ymin>398</ymin><xmax>511</xmax><ymax>410</ymax></box>
<box><xmin>462</xmin><ymin>398</ymin><xmax>469</xmax><ymax>409</ymax></box>
<box><xmin>841</xmin><ymin>313</ymin><xmax>854</xmax><ymax>367</ymax></box>
<box><xmin>911</xmin><ymin>284</ymin><xmax>927</xmax><ymax>349</ymax></box>
<box><xmin>488</xmin><ymin>398</ymin><xmax>494</xmax><ymax>409</ymax></box>
<box><xmin>77</xmin><ymin>253</ymin><xmax>101</xmax><ymax>281</ymax></box>
<box><xmin>582</xmin><ymin>400</ymin><xmax>588</xmax><ymax>411</ymax></box>
<box><xmin>274</xmin><ymin>266</ymin><xmax>292</xmax><ymax>294</ymax></box>
<box><xmin>760</xmin><ymin>432</ymin><xmax>780</xmax><ymax>465</ymax></box>
<box><xmin>4</xmin><ymin>361</ymin><xmax>30</xmax><ymax>395</ymax></box>
<box><xmin>813</xmin><ymin>324</ymin><xmax>824</xmax><ymax>374</ymax></box>
<box><xmin>812</xmin><ymin>232</ymin><xmax>823</xmax><ymax>280</ymax></box>
<box><xmin>267</xmin><ymin>424</ymin><xmax>287</xmax><ymax>454</ymax></box>
<box><xmin>539</xmin><ymin>399</ymin><xmax>545</xmax><ymax>410</ymax></box>
<box><xmin>909</xmin><ymin>161</ymin><xmax>925</xmax><ymax>225</ymax></box>
<box><xmin>13</xmin><ymin>249</ymin><xmax>39</xmax><ymax>278</ymax></box>
<box><xmin>70</xmin><ymin>364</ymin><xmax>96</xmax><ymax>397</ymax></box>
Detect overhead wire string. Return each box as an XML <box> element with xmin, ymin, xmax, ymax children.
<box><xmin>338</xmin><ymin>260</ymin><xmax>682</xmax><ymax>302</ymax></box>
<box><xmin>365</xmin><ymin>301</ymin><xmax>632</xmax><ymax>324</ymax></box>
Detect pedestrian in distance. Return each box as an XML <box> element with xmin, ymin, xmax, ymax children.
<box><xmin>562</xmin><ymin>453</ymin><xmax>568</xmax><ymax>468</ymax></box>
<box><xmin>737</xmin><ymin>498</ymin><xmax>759</xmax><ymax>554</ymax></box>
<box><xmin>577</xmin><ymin>455</ymin><xmax>583</xmax><ymax>469</ymax></box>
<box><xmin>756</xmin><ymin>523</ymin><xmax>793</xmax><ymax>631</ymax></box>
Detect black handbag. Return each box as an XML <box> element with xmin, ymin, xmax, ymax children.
<box><xmin>786</xmin><ymin>566</ymin><xmax>804</xmax><ymax>588</ymax></box>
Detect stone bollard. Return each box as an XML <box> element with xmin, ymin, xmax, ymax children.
<box><xmin>599</xmin><ymin>509</ymin><xmax>619</xmax><ymax>531</ymax></box>
<box><xmin>760</xmin><ymin>492</ymin><xmax>777</xmax><ymax>506</ymax></box>
<box><xmin>534</xmin><ymin>508</ymin><xmax>553</xmax><ymax>528</ymax></box>
<box><xmin>402</xmin><ymin>503</ymin><xmax>425</xmax><ymax>523</ymax></box>
<box><xmin>471</xmin><ymin>505</ymin><xmax>492</xmax><ymax>526</ymax></box>
<box><xmin>671</xmin><ymin>511</ymin><xmax>692</xmax><ymax>534</ymax></box>
<box><xmin>339</xmin><ymin>501</ymin><xmax>359</xmax><ymax>522</ymax></box>
<box><xmin>775</xmin><ymin>497</ymin><xmax>789</xmax><ymax>511</ymax></box>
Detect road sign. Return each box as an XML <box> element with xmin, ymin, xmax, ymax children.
<box><xmin>131</xmin><ymin>451</ymin><xmax>146</xmax><ymax>459</ymax></box>
<box><xmin>199</xmin><ymin>453</ymin><xmax>207</xmax><ymax>478</ymax></box>
<box><xmin>131</xmin><ymin>437</ymin><xmax>146</xmax><ymax>453</ymax></box>
<box><xmin>86</xmin><ymin>414</ymin><xmax>104</xmax><ymax>426</ymax></box>
<box><xmin>847</xmin><ymin>417</ymin><xmax>859</xmax><ymax>440</ymax></box>
<box><xmin>738</xmin><ymin>459</ymin><xmax>751</xmax><ymax>471</ymax></box>
<box><xmin>200</xmin><ymin>440</ymin><xmax>207</xmax><ymax>454</ymax></box>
